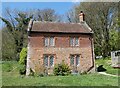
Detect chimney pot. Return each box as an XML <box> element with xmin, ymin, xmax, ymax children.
<box><xmin>79</xmin><ymin>11</ymin><xmax>85</xmax><ymax>22</ymax></box>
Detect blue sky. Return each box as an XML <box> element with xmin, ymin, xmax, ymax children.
<box><xmin>2</xmin><ymin>2</ymin><xmax>79</xmax><ymax>15</ymax></box>
<box><xmin>1</xmin><ymin>2</ymin><xmax>79</xmax><ymax>28</ymax></box>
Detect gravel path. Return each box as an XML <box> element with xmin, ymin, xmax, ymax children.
<box><xmin>98</xmin><ymin>72</ymin><xmax>118</xmax><ymax>77</ymax></box>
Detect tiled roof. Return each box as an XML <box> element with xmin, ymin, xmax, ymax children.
<box><xmin>30</xmin><ymin>21</ymin><xmax>93</xmax><ymax>34</ymax></box>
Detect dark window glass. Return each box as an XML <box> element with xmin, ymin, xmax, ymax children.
<box><xmin>75</xmin><ymin>38</ymin><xmax>79</xmax><ymax>46</ymax></box>
<box><xmin>76</xmin><ymin>55</ymin><xmax>80</xmax><ymax>66</ymax></box>
<box><xmin>70</xmin><ymin>38</ymin><xmax>74</xmax><ymax>46</ymax></box>
<box><xmin>50</xmin><ymin>56</ymin><xmax>54</xmax><ymax>66</ymax></box>
<box><xmin>50</xmin><ymin>37</ymin><xmax>54</xmax><ymax>46</ymax></box>
<box><xmin>70</xmin><ymin>55</ymin><xmax>74</xmax><ymax>66</ymax></box>
<box><xmin>44</xmin><ymin>56</ymin><xmax>48</xmax><ymax>66</ymax></box>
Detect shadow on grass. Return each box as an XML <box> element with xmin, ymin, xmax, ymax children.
<box><xmin>97</xmin><ymin>65</ymin><xmax>107</xmax><ymax>72</ymax></box>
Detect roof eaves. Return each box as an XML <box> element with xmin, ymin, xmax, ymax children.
<box><xmin>83</xmin><ymin>22</ymin><xmax>93</xmax><ymax>33</ymax></box>
<box><xmin>30</xmin><ymin>30</ymin><xmax>93</xmax><ymax>34</ymax></box>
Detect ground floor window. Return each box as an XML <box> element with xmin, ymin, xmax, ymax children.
<box><xmin>70</xmin><ymin>54</ymin><xmax>80</xmax><ymax>66</ymax></box>
<box><xmin>43</xmin><ymin>54</ymin><xmax>54</xmax><ymax>67</ymax></box>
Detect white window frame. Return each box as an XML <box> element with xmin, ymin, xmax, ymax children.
<box><xmin>75</xmin><ymin>37</ymin><xmax>79</xmax><ymax>46</ymax></box>
<box><xmin>45</xmin><ymin>37</ymin><xmax>49</xmax><ymax>46</ymax></box>
<box><xmin>43</xmin><ymin>55</ymin><xmax>54</xmax><ymax>67</ymax></box>
<box><xmin>70</xmin><ymin>37</ymin><xmax>79</xmax><ymax>46</ymax></box>
<box><xmin>70</xmin><ymin>55</ymin><xmax>80</xmax><ymax>67</ymax></box>
<box><xmin>44</xmin><ymin>37</ymin><xmax>55</xmax><ymax>47</ymax></box>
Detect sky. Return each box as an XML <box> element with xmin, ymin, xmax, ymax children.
<box><xmin>1</xmin><ymin>2</ymin><xmax>80</xmax><ymax>28</ymax></box>
<box><xmin>2</xmin><ymin>2</ymin><xmax>79</xmax><ymax>15</ymax></box>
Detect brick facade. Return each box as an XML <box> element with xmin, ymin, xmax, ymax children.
<box><xmin>27</xmin><ymin>32</ymin><xmax>95</xmax><ymax>74</ymax></box>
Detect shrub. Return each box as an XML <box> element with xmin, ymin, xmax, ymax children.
<box><xmin>80</xmin><ymin>71</ymin><xmax>87</xmax><ymax>75</ymax></box>
<box><xmin>34</xmin><ymin>65</ymin><xmax>47</xmax><ymax>77</ymax></box>
<box><xmin>19</xmin><ymin>48</ymin><xmax>27</xmax><ymax>65</ymax></box>
<box><xmin>2</xmin><ymin>61</ymin><xmax>13</xmax><ymax>72</ymax></box>
<box><xmin>53</xmin><ymin>60</ymin><xmax>71</xmax><ymax>76</ymax></box>
<box><xmin>19</xmin><ymin>48</ymin><xmax>27</xmax><ymax>75</ymax></box>
<box><xmin>19</xmin><ymin>65</ymin><xmax>26</xmax><ymax>75</ymax></box>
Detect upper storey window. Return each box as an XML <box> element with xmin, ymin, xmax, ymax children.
<box><xmin>70</xmin><ymin>37</ymin><xmax>79</xmax><ymax>46</ymax></box>
<box><xmin>45</xmin><ymin>37</ymin><xmax>55</xmax><ymax>46</ymax></box>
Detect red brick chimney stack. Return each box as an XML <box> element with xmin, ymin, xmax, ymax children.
<box><xmin>79</xmin><ymin>11</ymin><xmax>85</xmax><ymax>22</ymax></box>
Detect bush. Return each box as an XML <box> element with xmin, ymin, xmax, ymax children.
<box><xmin>34</xmin><ymin>64</ymin><xmax>47</xmax><ymax>77</ymax></box>
<box><xmin>19</xmin><ymin>65</ymin><xmax>26</xmax><ymax>75</ymax></box>
<box><xmin>19</xmin><ymin>48</ymin><xmax>27</xmax><ymax>75</ymax></box>
<box><xmin>53</xmin><ymin>60</ymin><xmax>71</xmax><ymax>76</ymax></box>
<box><xmin>19</xmin><ymin>48</ymin><xmax>27</xmax><ymax>65</ymax></box>
<box><xmin>2</xmin><ymin>61</ymin><xmax>13</xmax><ymax>72</ymax></box>
<box><xmin>80</xmin><ymin>71</ymin><xmax>88</xmax><ymax>75</ymax></box>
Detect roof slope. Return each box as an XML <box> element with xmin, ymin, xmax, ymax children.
<box><xmin>30</xmin><ymin>21</ymin><xmax>93</xmax><ymax>34</ymax></box>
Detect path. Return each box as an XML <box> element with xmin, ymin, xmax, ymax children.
<box><xmin>98</xmin><ymin>72</ymin><xmax>118</xmax><ymax>77</ymax></box>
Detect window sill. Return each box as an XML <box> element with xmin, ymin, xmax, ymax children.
<box><xmin>44</xmin><ymin>66</ymin><xmax>54</xmax><ymax>69</ymax></box>
<box><xmin>70</xmin><ymin>46</ymin><xmax>79</xmax><ymax>48</ymax></box>
<box><xmin>44</xmin><ymin>46</ymin><xmax>55</xmax><ymax>47</ymax></box>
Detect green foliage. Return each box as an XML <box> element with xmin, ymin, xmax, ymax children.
<box><xmin>1</xmin><ymin>8</ymin><xmax>61</xmax><ymax>61</ymax></box>
<box><xmin>33</xmin><ymin>64</ymin><xmax>47</xmax><ymax>77</ymax></box>
<box><xmin>19</xmin><ymin>48</ymin><xmax>27</xmax><ymax>75</ymax></box>
<box><xmin>67</xmin><ymin>2</ymin><xmax>118</xmax><ymax>57</ymax></box>
<box><xmin>117</xmin><ymin>31</ymin><xmax>120</xmax><ymax>50</ymax></box>
<box><xmin>109</xmin><ymin>29</ymin><xmax>119</xmax><ymax>51</ymax></box>
<box><xmin>19</xmin><ymin>65</ymin><xmax>26</xmax><ymax>75</ymax></box>
<box><xmin>2</xmin><ymin>61</ymin><xmax>119</xmax><ymax>86</ymax></box>
<box><xmin>53</xmin><ymin>60</ymin><xmax>71</xmax><ymax>76</ymax></box>
<box><xmin>95</xmin><ymin>57</ymin><xmax>120</xmax><ymax>75</ymax></box>
<box><xmin>80</xmin><ymin>71</ymin><xmax>87</xmax><ymax>75</ymax></box>
<box><xmin>2</xmin><ymin>28</ymin><xmax>17</xmax><ymax>60</ymax></box>
<box><xmin>2</xmin><ymin>61</ymin><xmax>20</xmax><ymax>73</ymax></box>
<box><xmin>2</xmin><ymin>61</ymin><xmax>13</xmax><ymax>72</ymax></box>
<box><xmin>19</xmin><ymin>48</ymin><xmax>27</xmax><ymax>65</ymax></box>
<box><xmin>1</xmin><ymin>11</ymin><xmax>31</xmax><ymax>61</ymax></box>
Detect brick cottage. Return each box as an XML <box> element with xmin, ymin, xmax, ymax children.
<box><xmin>26</xmin><ymin>11</ymin><xmax>95</xmax><ymax>75</ymax></box>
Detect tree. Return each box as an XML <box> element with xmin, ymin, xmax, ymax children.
<box><xmin>1</xmin><ymin>8</ymin><xmax>62</xmax><ymax>60</ymax></box>
<box><xmin>1</xmin><ymin>9</ymin><xmax>33</xmax><ymax>60</ymax></box>
<box><xmin>109</xmin><ymin>29</ymin><xmax>119</xmax><ymax>51</ymax></box>
<box><xmin>67</xmin><ymin>2</ymin><xmax>118</xmax><ymax>57</ymax></box>
<box><xmin>34</xmin><ymin>8</ymin><xmax>61</xmax><ymax>22</ymax></box>
<box><xmin>2</xmin><ymin>27</ymin><xmax>16</xmax><ymax>60</ymax></box>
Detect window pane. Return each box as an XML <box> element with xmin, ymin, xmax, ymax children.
<box><xmin>50</xmin><ymin>56</ymin><xmax>54</xmax><ymax>66</ymax></box>
<box><xmin>70</xmin><ymin>38</ymin><xmax>74</xmax><ymax>46</ymax></box>
<box><xmin>44</xmin><ymin>56</ymin><xmax>48</xmax><ymax>67</ymax></box>
<box><xmin>50</xmin><ymin>37</ymin><xmax>54</xmax><ymax>46</ymax></box>
<box><xmin>45</xmin><ymin>37</ymin><xmax>49</xmax><ymax>46</ymax></box>
<box><xmin>70</xmin><ymin>55</ymin><xmax>74</xmax><ymax>66</ymax></box>
<box><xmin>76</xmin><ymin>55</ymin><xmax>80</xmax><ymax>66</ymax></box>
<box><xmin>75</xmin><ymin>38</ymin><xmax>79</xmax><ymax>46</ymax></box>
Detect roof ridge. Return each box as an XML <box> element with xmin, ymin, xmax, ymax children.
<box><xmin>33</xmin><ymin>20</ymin><xmax>84</xmax><ymax>25</ymax></box>
<box><xmin>30</xmin><ymin>20</ymin><xmax>93</xmax><ymax>34</ymax></box>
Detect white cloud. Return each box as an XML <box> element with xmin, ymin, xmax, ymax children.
<box><xmin>71</xmin><ymin>0</ymin><xmax>82</xmax><ymax>3</ymax></box>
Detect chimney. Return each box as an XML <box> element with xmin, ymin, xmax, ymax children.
<box><xmin>27</xmin><ymin>19</ymin><xmax>33</xmax><ymax>36</ymax></box>
<box><xmin>27</xmin><ymin>19</ymin><xmax>33</xmax><ymax>32</ymax></box>
<box><xmin>79</xmin><ymin>11</ymin><xmax>85</xmax><ymax>22</ymax></box>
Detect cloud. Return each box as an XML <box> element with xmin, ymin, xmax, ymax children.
<box><xmin>71</xmin><ymin>0</ymin><xmax>82</xmax><ymax>3</ymax></box>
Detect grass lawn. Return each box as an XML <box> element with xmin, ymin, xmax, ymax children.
<box><xmin>1</xmin><ymin>61</ymin><xmax>119</xmax><ymax>86</ymax></box>
<box><xmin>95</xmin><ymin>57</ymin><xmax>120</xmax><ymax>75</ymax></box>
<box><xmin>0</xmin><ymin>61</ymin><xmax>2</xmax><ymax>87</ymax></box>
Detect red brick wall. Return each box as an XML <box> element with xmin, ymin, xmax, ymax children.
<box><xmin>29</xmin><ymin>32</ymin><xmax>95</xmax><ymax>74</ymax></box>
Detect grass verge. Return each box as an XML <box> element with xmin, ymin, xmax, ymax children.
<box><xmin>1</xmin><ymin>61</ymin><xmax>119</xmax><ymax>86</ymax></box>
<box><xmin>95</xmin><ymin>57</ymin><xmax>120</xmax><ymax>75</ymax></box>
